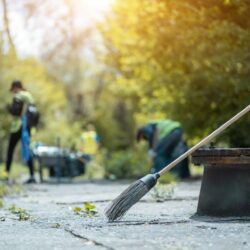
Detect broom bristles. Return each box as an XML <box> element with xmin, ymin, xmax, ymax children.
<box><xmin>105</xmin><ymin>180</ymin><xmax>150</xmax><ymax>222</ymax></box>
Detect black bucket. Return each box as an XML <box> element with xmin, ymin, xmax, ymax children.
<box><xmin>192</xmin><ymin>148</ymin><xmax>250</xmax><ymax>217</ymax></box>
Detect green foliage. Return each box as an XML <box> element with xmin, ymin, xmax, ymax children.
<box><xmin>84</xmin><ymin>154</ymin><xmax>105</xmax><ymax>180</ymax></box>
<box><xmin>93</xmin><ymin>89</ymin><xmax>136</xmax><ymax>151</ymax></box>
<box><xmin>151</xmin><ymin>183</ymin><xmax>175</xmax><ymax>202</ymax></box>
<box><xmin>73</xmin><ymin>206</ymin><xmax>82</xmax><ymax>215</ymax></box>
<box><xmin>0</xmin><ymin>53</ymin><xmax>82</xmax><ymax>163</ymax></box>
<box><xmin>158</xmin><ymin>172</ymin><xmax>177</xmax><ymax>184</ymax></box>
<box><xmin>190</xmin><ymin>163</ymin><xmax>204</xmax><ymax>177</ymax></box>
<box><xmin>98</xmin><ymin>0</ymin><xmax>250</xmax><ymax>147</ymax></box>
<box><xmin>73</xmin><ymin>202</ymin><xmax>98</xmax><ymax>218</ymax></box>
<box><xmin>1</xmin><ymin>0</ymin><xmax>249</xmax><ymax>181</ymax></box>
<box><xmin>102</xmin><ymin>144</ymin><xmax>150</xmax><ymax>179</ymax></box>
<box><xmin>83</xmin><ymin>202</ymin><xmax>98</xmax><ymax>217</ymax></box>
<box><xmin>8</xmin><ymin>204</ymin><xmax>30</xmax><ymax>221</ymax></box>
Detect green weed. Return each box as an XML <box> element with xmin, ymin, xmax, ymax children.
<box><xmin>151</xmin><ymin>183</ymin><xmax>175</xmax><ymax>202</ymax></box>
<box><xmin>8</xmin><ymin>204</ymin><xmax>30</xmax><ymax>221</ymax></box>
<box><xmin>73</xmin><ymin>202</ymin><xmax>98</xmax><ymax>218</ymax></box>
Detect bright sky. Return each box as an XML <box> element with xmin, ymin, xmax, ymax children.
<box><xmin>1</xmin><ymin>0</ymin><xmax>113</xmax><ymax>57</ymax></box>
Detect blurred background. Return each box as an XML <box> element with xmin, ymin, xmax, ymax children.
<box><xmin>0</xmin><ymin>0</ymin><xmax>249</xmax><ymax>180</ymax></box>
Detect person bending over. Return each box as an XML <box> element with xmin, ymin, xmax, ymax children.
<box><xmin>136</xmin><ymin>119</ymin><xmax>190</xmax><ymax>179</ymax></box>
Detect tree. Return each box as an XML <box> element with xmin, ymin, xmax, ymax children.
<box><xmin>23</xmin><ymin>0</ymin><xmax>93</xmax><ymax>119</ymax></box>
<box><xmin>1</xmin><ymin>0</ymin><xmax>16</xmax><ymax>56</ymax></box>
<box><xmin>98</xmin><ymin>0</ymin><xmax>250</xmax><ymax>146</ymax></box>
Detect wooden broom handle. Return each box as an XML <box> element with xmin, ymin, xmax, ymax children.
<box><xmin>158</xmin><ymin>105</ymin><xmax>250</xmax><ymax>176</ymax></box>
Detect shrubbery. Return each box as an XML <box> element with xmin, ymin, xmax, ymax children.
<box><xmin>102</xmin><ymin>144</ymin><xmax>151</xmax><ymax>179</ymax></box>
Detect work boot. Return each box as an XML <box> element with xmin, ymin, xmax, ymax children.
<box><xmin>24</xmin><ymin>177</ymin><xmax>36</xmax><ymax>184</ymax></box>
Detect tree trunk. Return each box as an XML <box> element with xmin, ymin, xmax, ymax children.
<box><xmin>1</xmin><ymin>0</ymin><xmax>16</xmax><ymax>55</ymax></box>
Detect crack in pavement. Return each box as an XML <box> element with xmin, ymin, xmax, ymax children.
<box><xmin>82</xmin><ymin>219</ymin><xmax>191</xmax><ymax>228</ymax></box>
<box><xmin>56</xmin><ymin>197</ymin><xmax>197</xmax><ymax>205</ymax></box>
<box><xmin>56</xmin><ymin>200</ymin><xmax>110</xmax><ymax>205</ymax></box>
<box><xmin>109</xmin><ymin>219</ymin><xmax>190</xmax><ymax>226</ymax></box>
<box><xmin>64</xmin><ymin>227</ymin><xmax>115</xmax><ymax>250</ymax></box>
<box><xmin>2</xmin><ymin>207</ymin><xmax>114</xmax><ymax>250</ymax></box>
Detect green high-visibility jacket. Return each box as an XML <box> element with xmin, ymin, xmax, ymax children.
<box><xmin>10</xmin><ymin>90</ymin><xmax>34</xmax><ymax>133</ymax></box>
<box><xmin>154</xmin><ymin>119</ymin><xmax>181</xmax><ymax>139</ymax></box>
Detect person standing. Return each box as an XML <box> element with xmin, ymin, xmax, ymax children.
<box><xmin>79</xmin><ymin>124</ymin><xmax>100</xmax><ymax>159</ymax></box>
<box><xmin>136</xmin><ymin>119</ymin><xmax>190</xmax><ymax>179</ymax></box>
<box><xmin>3</xmin><ymin>80</ymin><xmax>36</xmax><ymax>183</ymax></box>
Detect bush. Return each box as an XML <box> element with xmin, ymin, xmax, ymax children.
<box><xmin>103</xmin><ymin>144</ymin><xmax>151</xmax><ymax>179</ymax></box>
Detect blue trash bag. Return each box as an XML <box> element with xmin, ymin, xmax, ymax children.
<box><xmin>21</xmin><ymin>115</ymin><xmax>30</xmax><ymax>162</ymax></box>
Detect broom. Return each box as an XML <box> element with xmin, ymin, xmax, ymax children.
<box><xmin>105</xmin><ymin>105</ymin><xmax>250</xmax><ymax>222</ymax></box>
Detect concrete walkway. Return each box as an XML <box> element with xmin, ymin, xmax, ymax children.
<box><xmin>0</xmin><ymin>179</ymin><xmax>249</xmax><ymax>250</ymax></box>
